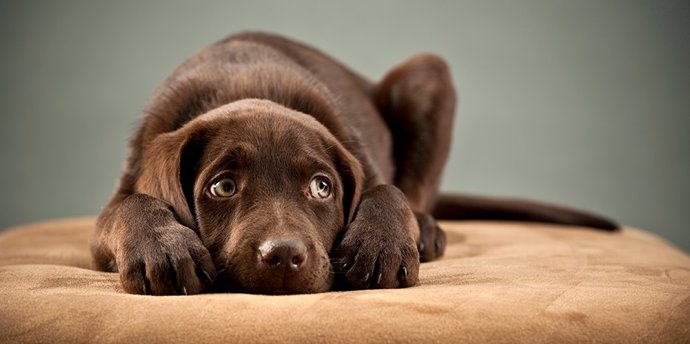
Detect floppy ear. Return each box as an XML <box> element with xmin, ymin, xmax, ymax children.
<box><xmin>135</xmin><ymin>128</ymin><xmax>205</xmax><ymax>230</ymax></box>
<box><xmin>332</xmin><ymin>144</ymin><xmax>364</xmax><ymax>225</ymax></box>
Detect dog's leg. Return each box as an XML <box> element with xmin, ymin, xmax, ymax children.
<box><xmin>332</xmin><ymin>185</ymin><xmax>420</xmax><ymax>289</ymax></box>
<box><xmin>374</xmin><ymin>54</ymin><xmax>456</xmax><ymax>262</ymax></box>
<box><xmin>91</xmin><ymin>193</ymin><xmax>217</xmax><ymax>295</ymax></box>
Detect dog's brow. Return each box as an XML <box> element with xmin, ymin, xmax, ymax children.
<box><xmin>295</xmin><ymin>151</ymin><xmax>332</xmax><ymax>173</ymax></box>
<box><xmin>211</xmin><ymin>142</ymin><xmax>257</xmax><ymax>169</ymax></box>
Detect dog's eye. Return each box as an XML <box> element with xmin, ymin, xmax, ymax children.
<box><xmin>210</xmin><ymin>178</ymin><xmax>237</xmax><ymax>197</ymax></box>
<box><xmin>309</xmin><ymin>176</ymin><xmax>332</xmax><ymax>199</ymax></box>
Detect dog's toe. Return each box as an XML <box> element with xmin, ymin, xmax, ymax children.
<box><xmin>416</xmin><ymin>212</ymin><xmax>446</xmax><ymax>262</ymax></box>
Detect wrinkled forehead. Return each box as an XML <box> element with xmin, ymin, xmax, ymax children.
<box><xmin>193</xmin><ymin>99</ymin><xmax>327</xmax><ymax>133</ymax></box>
<box><xmin>190</xmin><ymin>99</ymin><xmax>338</xmax><ymax>172</ymax></box>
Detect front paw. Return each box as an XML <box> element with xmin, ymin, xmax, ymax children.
<box><xmin>117</xmin><ymin>224</ymin><xmax>217</xmax><ymax>295</ymax></box>
<box><xmin>332</xmin><ymin>185</ymin><xmax>420</xmax><ymax>289</ymax></box>
<box><xmin>415</xmin><ymin>212</ymin><xmax>446</xmax><ymax>262</ymax></box>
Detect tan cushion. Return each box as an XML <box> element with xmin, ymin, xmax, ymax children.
<box><xmin>1</xmin><ymin>218</ymin><xmax>688</xmax><ymax>343</ymax></box>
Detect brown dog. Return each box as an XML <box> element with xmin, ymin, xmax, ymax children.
<box><xmin>91</xmin><ymin>32</ymin><xmax>617</xmax><ymax>296</ymax></box>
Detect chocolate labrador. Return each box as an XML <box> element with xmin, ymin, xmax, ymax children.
<box><xmin>91</xmin><ymin>32</ymin><xmax>617</xmax><ymax>296</ymax></box>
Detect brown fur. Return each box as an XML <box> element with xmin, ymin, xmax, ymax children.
<box><xmin>91</xmin><ymin>32</ymin><xmax>617</xmax><ymax>295</ymax></box>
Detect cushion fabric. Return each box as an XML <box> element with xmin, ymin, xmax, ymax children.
<box><xmin>0</xmin><ymin>218</ymin><xmax>688</xmax><ymax>343</ymax></box>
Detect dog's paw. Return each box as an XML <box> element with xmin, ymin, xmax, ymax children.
<box><xmin>332</xmin><ymin>185</ymin><xmax>420</xmax><ymax>289</ymax></box>
<box><xmin>116</xmin><ymin>224</ymin><xmax>217</xmax><ymax>295</ymax></box>
<box><xmin>415</xmin><ymin>212</ymin><xmax>446</xmax><ymax>262</ymax></box>
<box><xmin>334</xmin><ymin>221</ymin><xmax>420</xmax><ymax>289</ymax></box>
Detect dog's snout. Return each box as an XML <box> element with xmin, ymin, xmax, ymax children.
<box><xmin>258</xmin><ymin>237</ymin><xmax>308</xmax><ymax>273</ymax></box>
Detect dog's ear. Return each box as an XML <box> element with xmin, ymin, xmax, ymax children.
<box><xmin>331</xmin><ymin>143</ymin><xmax>364</xmax><ymax>225</ymax></box>
<box><xmin>135</xmin><ymin>128</ymin><xmax>206</xmax><ymax>229</ymax></box>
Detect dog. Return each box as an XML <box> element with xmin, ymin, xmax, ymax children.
<box><xmin>91</xmin><ymin>32</ymin><xmax>618</xmax><ymax>296</ymax></box>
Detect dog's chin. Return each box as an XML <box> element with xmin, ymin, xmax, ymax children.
<box><xmin>260</xmin><ymin>284</ymin><xmax>328</xmax><ymax>295</ymax></box>
<box><xmin>255</xmin><ymin>273</ymin><xmax>333</xmax><ymax>295</ymax></box>
<box><xmin>213</xmin><ymin>268</ymin><xmax>334</xmax><ymax>295</ymax></box>
<box><xmin>214</xmin><ymin>279</ymin><xmax>333</xmax><ymax>295</ymax></box>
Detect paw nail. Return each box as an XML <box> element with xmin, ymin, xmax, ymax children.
<box><xmin>182</xmin><ymin>286</ymin><xmax>188</xmax><ymax>295</ymax></box>
<box><xmin>418</xmin><ymin>242</ymin><xmax>425</xmax><ymax>252</ymax></box>
<box><xmin>362</xmin><ymin>273</ymin><xmax>370</xmax><ymax>283</ymax></box>
<box><xmin>202</xmin><ymin>270</ymin><xmax>213</xmax><ymax>284</ymax></box>
<box><xmin>399</xmin><ymin>266</ymin><xmax>408</xmax><ymax>280</ymax></box>
<box><xmin>376</xmin><ymin>273</ymin><xmax>382</xmax><ymax>286</ymax></box>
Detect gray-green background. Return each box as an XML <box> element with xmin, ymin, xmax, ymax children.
<box><xmin>1</xmin><ymin>1</ymin><xmax>688</xmax><ymax>252</ymax></box>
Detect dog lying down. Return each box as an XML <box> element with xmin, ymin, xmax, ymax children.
<box><xmin>91</xmin><ymin>32</ymin><xmax>618</xmax><ymax>296</ymax></box>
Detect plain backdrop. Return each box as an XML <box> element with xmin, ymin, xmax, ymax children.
<box><xmin>1</xmin><ymin>1</ymin><xmax>688</xmax><ymax>252</ymax></box>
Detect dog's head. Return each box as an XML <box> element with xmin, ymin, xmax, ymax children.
<box><xmin>136</xmin><ymin>99</ymin><xmax>363</xmax><ymax>294</ymax></box>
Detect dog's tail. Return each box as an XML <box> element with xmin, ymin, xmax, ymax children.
<box><xmin>431</xmin><ymin>193</ymin><xmax>619</xmax><ymax>231</ymax></box>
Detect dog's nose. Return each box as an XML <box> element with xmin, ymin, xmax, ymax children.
<box><xmin>258</xmin><ymin>237</ymin><xmax>308</xmax><ymax>273</ymax></box>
